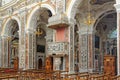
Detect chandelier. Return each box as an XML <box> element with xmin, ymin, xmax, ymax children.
<box><xmin>35</xmin><ymin>26</ymin><xmax>43</xmax><ymax>37</ymax></box>
<box><xmin>84</xmin><ymin>0</ymin><xmax>95</xmax><ymax>26</ymax></box>
<box><xmin>84</xmin><ymin>13</ymin><xmax>95</xmax><ymax>26</ymax></box>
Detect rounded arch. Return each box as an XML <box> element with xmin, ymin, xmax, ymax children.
<box><xmin>27</xmin><ymin>3</ymin><xmax>55</xmax><ymax>30</ymax></box>
<box><xmin>94</xmin><ymin>10</ymin><xmax>116</xmax><ymax>29</ymax></box>
<box><xmin>2</xmin><ymin>16</ymin><xmax>21</xmax><ymax>36</ymax></box>
<box><xmin>67</xmin><ymin>0</ymin><xmax>83</xmax><ymax>19</ymax></box>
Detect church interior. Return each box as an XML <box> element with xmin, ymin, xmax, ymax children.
<box><xmin>0</xmin><ymin>0</ymin><xmax>120</xmax><ymax>80</ymax></box>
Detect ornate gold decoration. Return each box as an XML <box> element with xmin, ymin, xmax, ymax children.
<box><xmin>36</xmin><ymin>27</ymin><xmax>43</xmax><ymax>37</ymax></box>
<box><xmin>84</xmin><ymin>0</ymin><xmax>95</xmax><ymax>26</ymax></box>
<box><xmin>84</xmin><ymin>12</ymin><xmax>95</xmax><ymax>26</ymax></box>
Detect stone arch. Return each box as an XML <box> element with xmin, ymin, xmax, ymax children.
<box><xmin>67</xmin><ymin>0</ymin><xmax>83</xmax><ymax>19</ymax></box>
<box><xmin>94</xmin><ymin>9</ymin><xmax>117</xmax><ymax>73</ymax></box>
<box><xmin>2</xmin><ymin>16</ymin><xmax>21</xmax><ymax>36</ymax></box>
<box><xmin>27</xmin><ymin>3</ymin><xmax>55</xmax><ymax>30</ymax></box>
<box><xmin>25</xmin><ymin>3</ymin><xmax>54</xmax><ymax>69</ymax></box>
<box><xmin>1</xmin><ymin>16</ymin><xmax>20</xmax><ymax>68</ymax></box>
<box><xmin>94</xmin><ymin>10</ymin><xmax>116</xmax><ymax>29</ymax></box>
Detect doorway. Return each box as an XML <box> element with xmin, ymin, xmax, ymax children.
<box><xmin>38</xmin><ymin>58</ymin><xmax>43</xmax><ymax>69</ymax></box>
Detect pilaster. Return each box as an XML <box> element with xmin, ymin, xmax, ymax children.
<box><xmin>78</xmin><ymin>24</ymin><xmax>94</xmax><ymax>72</ymax></box>
<box><xmin>114</xmin><ymin>3</ymin><xmax>120</xmax><ymax>75</ymax></box>
<box><xmin>1</xmin><ymin>35</ymin><xmax>8</xmax><ymax>68</ymax></box>
<box><xmin>68</xmin><ymin>18</ymin><xmax>76</xmax><ymax>73</ymax></box>
<box><xmin>0</xmin><ymin>20</ymin><xmax>2</xmax><ymax>67</ymax></box>
<box><xmin>19</xmin><ymin>11</ymin><xmax>27</xmax><ymax>69</ymax></box>
<box><xmin>25</xmin><ymin>28</ymin><xmax>36</xmax><ymax>69</ymax></box>
<box><xmin>0</xmin><ymin>37</ymin><xmax>2</xmax><ymax>67</ymax></box>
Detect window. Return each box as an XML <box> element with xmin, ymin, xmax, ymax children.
<box><xmin>108</xmin><ymin>29</ymin><xmax>117</xmax><ymax>39</ymax></box>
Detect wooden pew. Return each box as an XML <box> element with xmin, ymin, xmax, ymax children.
<box><xmin>61</xmin><ymin>72</ymin><xmax>89</xmax><ymax>80</ymax></box>
<box><xmin>0</xmin><ymin>74</ymin><xmax>19</xmax><ymax>80</ymax></box>
<box><xmin>111</xmin><ymin>75</ymin><xmax>120</xmax><ymax>80</ymax></box>
<box><xmin>89</xmin><ymin>73</ymin><xmax>112</xmax><ymax>80</ymax></box>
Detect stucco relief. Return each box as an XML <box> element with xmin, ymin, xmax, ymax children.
<box><xmin>8</xmin><ymin>7</ymin><xmax>14</xmax><ymax>15</ymax></box>
<box><xmin>68</xmin><ymin>0</ymin><xmax>82</xmax><ymax>19</ymax></box>
<box><xmin>56</xmin><ymin>0</ymin><xmax>65</xmax><ymax>13</ymax></box>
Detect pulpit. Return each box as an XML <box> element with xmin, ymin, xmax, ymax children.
<box><xmin>104</xmin><ymin>55</ymin><xmax>116</xmax><ymax>75</ymax></box>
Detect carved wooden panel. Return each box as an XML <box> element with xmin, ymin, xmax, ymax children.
<box><xmin>104</xmin><ymin>55</ymin><xmax>116</xmax><ymax>75</ymax></box>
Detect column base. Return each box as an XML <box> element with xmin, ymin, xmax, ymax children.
<box><xmin>79</xmin><ymin>69</ymin><xmax>89</xmax><ymax>73</ymax></box>
<box><xmin>79</xmin><ymin>69</ymin><xmax>94</xmax><ymax>73</ymax></box>
<box><xmin>88</xmin><ymin>69</ymin><xmax>93</xmax><ymax>73</ymax></box>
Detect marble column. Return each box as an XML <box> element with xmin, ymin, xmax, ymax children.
<box><xmin>25</xmin><ymin>28</ymin><xmax>36</xmax><ymax>69</ymax></box>
<box><xmin>114</xmin><ymin>2</ymin><xmax>120</xmax><ymax>75</ymax></box>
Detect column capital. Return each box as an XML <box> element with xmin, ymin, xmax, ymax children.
<box><xmin>77</xmin><ymin>27</ymin><xmax>94</xmax><ymax>35</ymax></box>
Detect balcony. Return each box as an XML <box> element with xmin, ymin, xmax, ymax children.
<box><xmin>47</xmin><ymin>42</ymin><xmax>69</xmax><ymax>56</ymax></box>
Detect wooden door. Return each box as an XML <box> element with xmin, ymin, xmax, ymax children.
<box><xmin>38</xmin><ymin>58</ymin><xmax>43</xmax><ymax>69</ymax></box>
<box><xmin>45</xmin><ymin>57</ymin><xmax>53</xmax><ymax>72</ymax></box>
<box><xmin>13</xmin><ymin>57</ymin><xmax>19</xmax><ymax>70</ymax></box>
